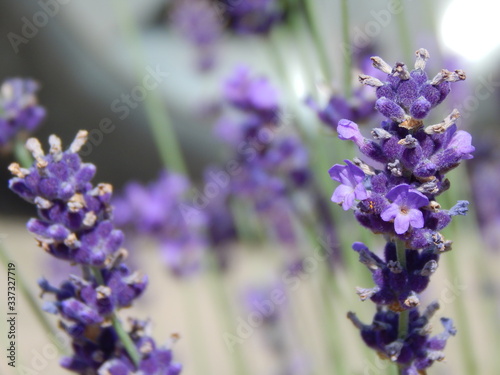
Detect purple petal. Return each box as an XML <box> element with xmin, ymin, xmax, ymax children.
<box><xmin>381</xmin><ymin>203</ymin><xmax>400</xmax><ymax>222</ymax></box>
<box><xmin>394</xmin><ymin>213</ymin><xmax>411</xmax><ymax>234</ymax></box>
<box><xmin>337</xmin><ymin>119</ymin><xmax>364</xmax><ymax>147</ymax></box>
<box><xmin>354</xmin><ymin>183</ymin><xmax>369</xmax><ymax>200</ymax></box>
<box><xmin>386</xmin><ymin>184</ymin><xmax>410</xmax><ymax>202</ymax></box>
<box><xmin>407</xmin><ymin>209</ymin><xmax>424</xmax><ymax>229</ymax></box>
<box><xmin>407</xmin><ymin>190</ymin><xmax>429</xmax><ymax>209</ymax></box>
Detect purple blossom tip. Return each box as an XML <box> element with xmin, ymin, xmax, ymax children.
<box><xmin>329</xmin><ymin>160</ymin><xmax>368</xmax><ymax>210</ymax></box>
<box><xmin>337</xmin><ymin>119</ymin><xmax>364</xmax><ymax>147</ymax></box>
<box><xmin>449</xmin><ymin>200</ymin><xmax>469</xmax><ymax>216</ymax></box>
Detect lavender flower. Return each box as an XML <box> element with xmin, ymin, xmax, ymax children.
<box><xmin>113</xmin><ymin>171</ymin><xmax>207</xmax><ymax>276</ymax></box>
<box><xmin>216</xmin><ymin>66</ymin><xmax>310</xmax><ymax>247</ymax></box>
<box><xmin>307</xmin><ymin>46</ymin><xmax>377</xmax><ymax>130</ymax></box>
<box><xmin>380</xmin><ymin>184</ymin><xmax>429</xmax><ymax>234</ymax></box>
<box><xmin>328</xmin><ymin>160</ymin><xmax>368</xmax><ymax>210</ymax></box>
<box><xmin>170</xmin><ymin>0</ymin><xmax>222</xmax><ymax>70</ymax></box>
<box><xmin>9</xmin><ymin>132</ymin><xmax>182</xmax><ymax>374</ymax></box>
<box><xmin>221</xmin><ymin>0</ymin><xmax>284</xmax><ymax>35</ymax></box>
<box><xmin>330</xmin><ymin>49</ymin><xmax>473</xmax><ymax>372</ymax></box>
<box><xmin>0</xmin><ymin>78</ymin><xmax>46</xmax><ymax>147</ymax></box>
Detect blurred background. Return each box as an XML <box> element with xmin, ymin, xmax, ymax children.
<box><xmin>0</xmin><ymin>0</ymin><xmax>499</xmax><ymax>374</ymax></box>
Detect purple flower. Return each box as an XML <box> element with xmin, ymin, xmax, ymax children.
<box><xmin>337</xmin><ymin>119</ymin><xmax>365</xmax><ymax>147</ymax></box>
<box><xmin>9</xmin><ymin>132</ymin><xmax>182</xmax><ymax>374</ymax></box>
<box><xmin>222</xmin><ymin>0</ymin><xmax>284</xmax><ymax>35</ymax></box>
<box><xmin>170</xmin><ymin>0</ymin><xmax>222</xmax><ymax>70</ymax></box>
<box><xmin>0</xmin><ymin>78</ymin><xmax>46</xmax><ymax>147</ymax></box>
<box><xmin>381</xmin><ymin>184</ymin><xmax>429</xmax><ymax>234</ymax></box>
<box><xmin>113</xmin><ymin>171</ymin><xmax>207</xmax><ymax>277</ymax></box>
<box><xmin>223</xmin><ymin>65</ymin><xmax>279</xmax><ymax>112</ymax></box>
<box><xmin>329</xmin><ymin>160</ymin><xmax>368</xmax><ymax>210</ymax></box>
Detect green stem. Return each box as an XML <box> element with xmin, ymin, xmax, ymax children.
<box><xmin>302</xmin><ymin>0</ymin><xmax>332</xmax><ymax>83</ymax></box>
<box><xmin>395</xmin><ymin>1</ymin><xmax>413</xmax><ymax>62</ymax></box>
<box><xmin>91</xmin><ymin>267</ymin><xmax>141</xmax><ymax>367</ymax></box>
<box><xmin>395</xmin><ymin>239</ymin><xmax>408</xmax><ymax>374</ymax></box>
<box><xmin>395</xmin><ymin>240</ymin><xmax>408</xmax><ymax>338</ymax></box>
<box><xmin>110</xmin><ymin>0</ymin><xmax>188</xmax><ymax>175</ymax></box>
<box><xmin>14</xmin><ymin>137</ymin><xmax>33</xmax><ymax>168</ymax></box>
<box><xmin>340</xmin><ymin>0</ymin><xmax>352</xmax><ymax>97</ymax></box>
<box><xmin>208</xmin><ymin>256</ymin><xmax>250</xmax><ymax>375</ymax></box>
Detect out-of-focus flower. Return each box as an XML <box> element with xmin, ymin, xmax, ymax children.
<box><xmin>114</xmin><ymin>171</ymin><xmax>207</xmax><ymax>276</ymax></box>
<box><xmin>0</xmin><ymin>78</ymin><xmax>45</xmax><ymax>147</ymax></box>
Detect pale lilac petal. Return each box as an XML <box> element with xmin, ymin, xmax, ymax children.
<box><xmin>342</xmin><ymin>192</ymin><xmax>356</xmax><ymax>210</ymax></box>
<box><xmin>337</xmin><ymin>119</ymin><xmax>364</xmax><ymax>146</ymax></box>
<box><xmin>394</xmin><ymin>213</ymin><xmax>411</xmax><ymax>234</ymax></box>
<box><xmin>332</xmin><ymin>185</ymin><xmax>353</xmax><ymax>208</ymax></box>
<box><xmin>448</xmin><ymin>130</ymin><xmax>475</xmax><ymax>158</ymax></box>
<box><xmin>354</xmin><ymin>183</ymin><xmax>369</xmax><ymax>200</ymax></box>
<box><xmin>407</xmin><ymin>209</ymin><xmax>424</xmax><ymax>229</ymax></box>
<box><xmin>381</xmin><ymin>203</ymin><xmax>400</xmax><ymax>222</ymax></box>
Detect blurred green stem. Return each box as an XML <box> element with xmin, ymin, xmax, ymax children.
<box><xmin>340</xmin><ymin>0</ymin><xmax>352</xmax><ymax>97</ymax></box>
<box><xmin>14</xmin><ymin>137</ymin><xmax>32</xmax><ymax>168</ymax></box>
<box><xmin>110</xmin><ymin>0</ymin><xmax>188</xmax><ymax>175</ymax></box>
<box><xmin>302</xmin><ymin>0</ymin><xmax>332</xmax><ymax>83</ymax></box>
<box><xmin>395</xmin><ymin>1</ymin><xmax>413</xmax><ymax>62</ymax></box>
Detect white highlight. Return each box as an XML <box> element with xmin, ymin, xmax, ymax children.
<box><xmin>440</xmin><ymin>0</ymin><xmax>500</xmax><ymax>61</ymax></box>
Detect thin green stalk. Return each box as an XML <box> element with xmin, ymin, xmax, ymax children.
<box><xmin>14</xmin><ymin>137</ymin><xmax>33</xmax><ymax>168</ymax></box>
<box><xmin>395</xmin><ymin>239</ymin><xmax>408</xmax><ymax>374</ymax></box>
<box><xmin>207</xmin><ymin>256</ymin><xmax>250</xmax><ymax>375</ymax></box>
<box><xmin>445</xmin><ymin>251</ymin><xmax>477</xmax><ymax>374</ymax></box>
<box><xmin>302</xmin><ymin>0</ymin><xmax>332</xmax><ymax>83</ymax></box>
<box><xmin>395</xmin><ymin>1</ymin><xmax>413</xmax><ymax>62</ymax></box>
<box><xmin>110</xmin><ymin>0</ymin><xmax>187</xmax><ymax>175</ymax></box>
<box><xmin>91</xmin><ymin>267</ymin><xmax>141</xmax><ymax>366</ymax></box>
<box><xmin>395</xmin><ymin>239</ymin><xmax>408</xmax><ymax>339</ymax></box>
<box><xmin>340</xmin><ymin>0</ymin><xmax>352</xmax><ymax>97</ymax></box>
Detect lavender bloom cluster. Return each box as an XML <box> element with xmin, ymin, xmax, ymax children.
<box><xmin>0</xmin><ymin>78</ymin><xmax>46</xmax><ymax>147</ymax></box>
<box><xmin>220</xmin><ymin>0</ymin><xmax>284</xmax><ymax>35</ymax></box>
<box><xmin>215</xmin><ymin>66</ymin><xmax>310</xmax><ymax>245</ymax></box>
<box><xmin>307</xmin><ymin>48</ymin><xmax>378</xmax><ymax>129</ymax></box>
<box><xmin>170</xmin><ymin>0</ymin><xmax>222</xmax><ymax>70</ymax></box>
<box><xmin>8</xmin><ymin>132</ymin><xmax>182</xmax><ymax>375</ymax></box>
<box><xmin>113</xmin><ymin>171</ymin><xmax>207</xmax><ymax>276</ymax></box>
<box><xmin>330</xmin><ymin>49</ymin><xmax>474</xmax><ymax>373</ymax></box>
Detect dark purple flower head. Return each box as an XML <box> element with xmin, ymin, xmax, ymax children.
<box><xmin>381</xmin><ymin>184</ymin><xmax>429</xmax><ymax>234</ymax></box>
<box><xmin>348</xmin><ymin>303</ymin><xmax>455</xmax><ymax>372</ymax></box>
<box><xmin>360</xmin><ymin>49</ymin><xmax>465</xmax><ymax>122</ymax></box>
<box><xmin>221</xmin><ymin>0</ymin><xmax>284</xmax><ymax>35</ymax></box>
<box><xmin>0</xmin><ymin>78</ymin><xmax>46</xmax><ymax>147</ymax></box>
<box><xmin>329</xmin><ymin>160</ymin><xmax>369</xmax><ymax>210</ymax></box>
